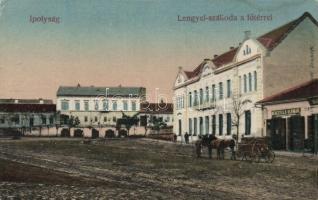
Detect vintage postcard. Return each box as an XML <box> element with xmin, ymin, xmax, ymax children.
<box><xmin>0</xmin><ymin>0</ymin><xmax>317</xmax><ymax>199</ymax></box>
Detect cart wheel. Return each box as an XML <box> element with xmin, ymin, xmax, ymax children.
<box><xmin>266</xmin><ymin>150</ymin><xmax>275</xmax><ymax>163</ymax></box>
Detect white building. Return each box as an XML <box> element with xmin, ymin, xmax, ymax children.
<box><xmin>0</xmin><ymin>99</ymin><xmax>57</xmax><ymax>136</ymax></box>
<box><xmin>173</xmin><ymin>12</ymin><xmax>318</xmax><ymax>143</ymax></box>
<box><xmin>56</xmin><ymin>85</ymin><xmax>146</xmax><ymax>137</ymax></box>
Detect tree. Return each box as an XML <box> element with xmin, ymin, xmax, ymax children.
<box><xmin>116</xmin><ymin>112</ymin><xmax>139</xmax><ymax>136</ymax></box>
<box><xmin>148</xmin><ymin>116</ymin><xmax>167</xmax><ymax>134</ymax></box>
<box><xmin>230</xmin><ymin>94</ymin><xmax>252</xmax><ymax>142</ymax></box>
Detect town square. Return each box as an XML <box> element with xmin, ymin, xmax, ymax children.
<box><xmin>0</xmin><ymin>0</ymin><xmax>318</xmax><ymax>199</ymax></box>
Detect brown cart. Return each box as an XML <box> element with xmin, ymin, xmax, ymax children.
<box><xmin>237</xmin><ymin>137</ymin><xmax>275</xmax><ymax>163</ymax></box>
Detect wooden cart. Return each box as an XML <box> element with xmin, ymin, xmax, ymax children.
<box><xmin>237</xmin><ymin>137</ymin><xmax>275</xmax><ymax>163</ymax></box>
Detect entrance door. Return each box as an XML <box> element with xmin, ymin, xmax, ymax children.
<box><xmin>267</xmin><ymin>117</ymin><xmax>286</xmax><ymax>150</ymax></box>
<box><xmin>288</xmin><ymin>116</ymin><xmax>305</xmax><ymax>151</ymax></box>
<box><xmin>178</xmin><ymin>119</ymin><xmax>182</xmax><ymax>136</ymax></box>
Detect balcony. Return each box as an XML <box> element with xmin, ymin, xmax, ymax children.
<box><xmin>192</xmin><ymin>101</ymin><xmax>216</xmax><ymax>111</ymax></box>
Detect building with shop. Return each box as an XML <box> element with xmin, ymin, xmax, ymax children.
<box><xmin>56</xmin><ymin>85</ymin><xmax>146</xmax><ymax>137</ymax></box>
<box><xmin>0</xmin><ymin>99</ymin><xmax>57</xmax><ymax>136</ymax></box>
<box><xmin>258</xmin><ymin>79</ymin><xmax>318</xmax><ymax>152</ymax></box>
<box><xmin>173</xmin><ymin>12</ymin><xmax>318</xmax><ymax>143</ymax></box>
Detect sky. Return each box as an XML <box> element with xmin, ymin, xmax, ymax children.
<box><xmin>0</xmin><ymin>0</ymin><xmax>318</xmax><ymax>102</ymax></box>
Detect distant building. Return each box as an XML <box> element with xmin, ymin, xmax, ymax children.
<box><xmin>56</xmin><ymin>85</ymin><xmax>146</xmax><ymax>137</ymax></box>
<box><xmin>173</xmin><ymin>12</ymin><xmax>318</xmax><ymax>144</ymax></box>
<box><xmin>139</xmin><ymin>102</ymin><xmax>173</xmax><ymax>129</ymax></box>
<box><xmin>0</xmin><ymin>99</ymin><xmax>56</xmax><ymax>136</ymax></box>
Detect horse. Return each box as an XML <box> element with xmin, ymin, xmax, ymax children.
<box><xmin>195</xmin><ymin>134</ymin><xmax>236</xmax><ymax>160</ymax></box>
<box><xmin>213</xmin><ymin>138</ymin><xmax>236</xmax><ymax>160</ymax></box>
<box><xmin>195</xmin><ymin>134</ymin><xmax>220</xmax><ymax>159</ymax></box>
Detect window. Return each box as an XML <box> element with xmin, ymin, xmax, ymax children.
<box><xmin>193</xmin><ymin>118</ymin><xmax>197</xmax><ymax>136</ymax></box>
<box><xmin>219</xmin><ymin>82</ymin><xmax>223</xmax><ymax>100</ymax></box>
<box><xmin>219</xmin><ymin>114</ymin><xmax>223</xmax><ymax>135</ymax></box>
<box><xmin>61</xmin><ymin>100</ymin><xmax>69</xmax><ymax>111</ymax></box>
<box><xmin>113</xmin><ymin>116</ymin><xmax>117</xmax><ymax>122</ymax></box>
<box><xmin>112</xmin><ymin>101</ymin><xmax>117</xmax><ymax>111</ymax></box>
<box><xmin>123</xmin><ymin>100</ymin><xmax>128</xmax><ymax>111</ymax></box>
<box><xmin>104</xmin><ymin>116</ymin><xmax>107</xmax><ymax>122</ymax></box>
<box><xmin>0</xmin><ymin>116</ymin><xmax>4</xmax><ymax>124</ymax></box>
<box><xmin>254</xmin><ymin>71</ymin><xmax>257</xmax><ymax>91</ymax></box>
<box><xmin>205</xmin><ymin>116</ymin><xmax>209</xmax><ymax>135</ymax></box>
<box><xmin>189</xmin><ymin>118</ymin><xmax>192</xmax><ymax>135</ymax></box>
<box><xmin>212</xmin><ymin>115</ymin><xmax>216</xmax><ymax>135</ymax></box>
<box><xmin>94</xmin><ymin>100</ymin><xmax>99</xmax><ymax>111</ymax></box>
<box><xmin>199</xmin><ymin>117</ymin><xmax>203</xmax><ymax>135</ymax></box>
<box><xmin>205</xmin><ymin>87</ymin><xmax>209</xmax><ymax>103</ymax></box>
<box><xmin>199</xmin><ymin>89</ymin><xmax>203</xmax><ymax>105</ymax></box>
<box><xmin>49</xmin><ymin>116</ymin><xmax>54</xmax><ymax>124</ymax></box>
<box><xmin>239</xmin><ymin>76</ymin><xmax>242</xmax><ymax>94</ymax></box>
<box><xmin>244</xmin><ymin>75</ymin><xmax>247</xmax><ymax>93</ymax></box>
<box><xmin>41</xmin><ymin>115</ymin><xmax>46</xmax><ymax>125</ymax></box>
<box><xmin>194</xmin><ymin>90</ymin><xmax>198</xmax><ymax>106</ymax></box>
<box><xmin>227</xmin><ymin>79</ymin><xmax>231</xmax><ymax>98</ymax></box>
<box><xmin>95</xmin><ymin>116</ymin><xmax>98</xmax><ymax>122</ymax></box>
<box><xmin>226</xmin><ymin>113</ymin><xmax>231</xmax><ymax>135</ymax></box>
<box><xmin>84</xmin><ymin>101</ymin><xmax>89</xmax><ymax>111</ymax></box>
<box><xmin>248</xmin><ymin>73</ymin><xmax>252</xmax><ymax>92</ymax></box>
<box><xmin>131</xmin><ymin>101</ymin><xmax>136</xmax><ymax>111</ymax></box>
<box><xmin>188</xmin><ymin>92</ymin><xmax>192</xmax><ymax>107</ymax></box>
<box><xmin>84</xmin><ymin>116</ymin><xmax>88</xmax><ymax>122</ymax></box>
<box><xmin>245</xmin><ymin>110</ymin><xmax>251</xmax><ymax>135</ymax></box>
<box><xmin>211</xmin><ymin>84</ymin><xmax>216</xmax><ymax>101</ymax></box>
<box><xmin>75</xmin><ymin>100</ymin><xmax>80</xmax><ymax>111</ymax></box>
<box><xmin>12</xmin><ymin>115</ymin><xmax>20</xmax><ymax>125</ymax></box>
<box><xmin>178</xmin><ymin>119</ymin><xmax>182</xmax><ymax>136</ymax></box>
<box><xmin>103</xmin><ymin>100</ymin><xmax>109</xmax><ymax>111</ymax></box>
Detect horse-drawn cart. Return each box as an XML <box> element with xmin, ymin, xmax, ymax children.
<box><xmin>237</xmin><ymin>137</ymin><xmax>275</xmax><ymax>163</ymax></box>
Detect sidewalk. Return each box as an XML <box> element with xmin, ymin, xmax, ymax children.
<box><xmin>274</xmin><ymin>151</ymin><xmax>318</xmax><ymax>159</ymax></box>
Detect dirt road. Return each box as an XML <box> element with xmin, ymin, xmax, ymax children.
<box><xmin>0</xmin><ymin>138</ymin><xmax>317</xmax><ymax>199</ymax></box>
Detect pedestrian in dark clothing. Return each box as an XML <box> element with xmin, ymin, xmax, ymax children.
<box><xmin>184</xmin><ymin>132</ymin><xmax>189</xmax><ymax>144</ymax></box>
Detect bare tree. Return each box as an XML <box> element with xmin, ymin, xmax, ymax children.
<box><xmin>231</xmin><ymin>94</ymin><xmax>252</xmax><ymax>141</ymax></box>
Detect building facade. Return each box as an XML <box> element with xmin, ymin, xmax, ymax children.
<box><xmin>56</xmin><ymin>85</ymin><xmax>146</xmax><ymax>137</ymax></box>
<box><xmin>0</xmin><ymin>99</ymin><xmax>57</xmax><ymax>136</ymax></box>
<box><xmin>173</xmin><ymin>12</ymin><xmax>318</xmax><ymax>143</ymax></box>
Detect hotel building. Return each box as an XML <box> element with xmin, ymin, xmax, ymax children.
<box><xmin>173</xmin><ymin>12</ymin><xmax>318</xmax><ymax>146</ymax></box>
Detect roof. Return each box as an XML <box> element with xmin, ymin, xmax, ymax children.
<box><xmin>184</xmin><ymin>61</ymin><xmax>207</xmax><ymax>79</ymax></box>
<box><xmin>0</xmin><ymin>99</ymin><xmax>53</xmax><ymax>104</ymax></box>
<box><xmin>57</xmin><ymin>86</ymin><xmax>146</xmax><ymax>97</ymax></box>
<box><xmin>183</xmin><ymin>12</ymin><xmax>318</xmax><ymax>79</ymax></box>
<box><xmin>140</xmin><ymin>102</ymin><xmax>173</xmax><ymax>114</ymax></box>
<box><xmin>0</xmin><ymin>104</ymin><xmax>56</xmax><ymax>113</ymax></box>
<box><xmin>258</xmin><ymin>79</ymin><xmax>318</xmax><ymax>104</ymax></box>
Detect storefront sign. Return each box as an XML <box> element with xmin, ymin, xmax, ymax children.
<box><xmin>309</xmin><ymin>97</ymin><xmax>318</xmax><ymax>105</ymax></box>
<box><xmin>272</xmin><ymin>108</ymin><xmax>301</xmax><ymax>117</ymax></box>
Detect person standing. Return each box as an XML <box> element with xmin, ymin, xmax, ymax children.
<box><xmin>184</xmin><ymin>132</ymin><xmax>189</xmax><ymax>144</ymax></box>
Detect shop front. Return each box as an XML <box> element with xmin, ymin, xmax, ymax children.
<box><xmin>258</xmin><ymin>80</ymin><xmax>318</xmax><ymax>153</ymax></box>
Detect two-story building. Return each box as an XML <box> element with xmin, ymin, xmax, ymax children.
<box><xmin>173</xmin><ymin>12</ymin><xmax>318</xmax><ymax>144</ymax></box>
<box><xmin>0</xmin><ymin>99</ymin><xmax>57</xmax><ymax>136</ymax></box>
<box><xmin>56</xmin><ymin>84</ymin><xmax>146</xmax><ymax>137</ymax></box>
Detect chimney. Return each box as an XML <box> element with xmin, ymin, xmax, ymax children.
<box><xmin>230</xmin><ymin>46</ymin><xmax>234</xmax><ymax>50</ymax></box>
<box><xmin>77</xmin><ymin>83</ymin><xmax>81</xmax><ymax>87</ymax></box>
<box><xmin>178</xmin><ymin>66</ymin><xmax>183</xmax><ymax>72</ymax></box>
<box><xmin>214</xmin><ymin>54</ymin><xmax>218</xmax><ymax>58</ymax></box>
<box><xmin>14</xmin><ymin>99</ymin><xmax>19</xmax><ymax>104</ymax></box>
<box><xmin>244</xmin><ymin>30</ymin><xmax>251</xmax><ymax>40</ymax></box>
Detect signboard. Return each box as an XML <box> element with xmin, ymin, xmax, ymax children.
<box><xmin>272</xmin><ymin>108</ymin><xmax>301</xmax><ymax>117</ymax></box>
<box><xmin>309</xmin><ymin>97</ymin><xmax>318</xmax><ymax>105</ymax></box>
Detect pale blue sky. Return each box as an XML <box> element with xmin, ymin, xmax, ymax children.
<box><xmin>0</xmin><ymin>0</ymin><xmax>317</xmax><ymax>100</ymax></box>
